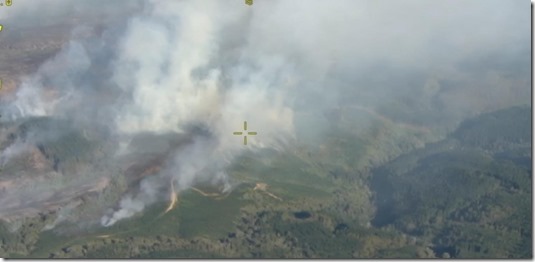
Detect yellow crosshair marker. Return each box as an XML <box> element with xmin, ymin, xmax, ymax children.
<box><xmin>233</xmin><ymin>121</ymin><xmax>257</xmax><ymax>145</ymax></box>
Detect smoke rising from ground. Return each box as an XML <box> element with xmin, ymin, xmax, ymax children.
<box><xmin>0</xmin><ymin>0</ymin><xmax>529</xmax><ymax>226</ymax></box>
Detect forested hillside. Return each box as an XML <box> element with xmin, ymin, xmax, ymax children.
<box><xmin>0</xmin><ymin>106</ymin><xmax>530</xmax><ymax>258</ymax></box>
<box><xmin>371</xmin><ymin>105</ymin><xmax>531</xmax><ymax>258</ymax></box>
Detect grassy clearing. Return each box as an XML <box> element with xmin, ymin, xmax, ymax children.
<box><xmin>177</xmin><ymin>187</ymin><xmax>246</xmax><ymax>238</ymax></box>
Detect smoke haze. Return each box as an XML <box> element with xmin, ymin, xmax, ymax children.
<box><xmin>0</xmin><ymin>0</ymin><xmax>529</xmax><ymax>226</ymax></box>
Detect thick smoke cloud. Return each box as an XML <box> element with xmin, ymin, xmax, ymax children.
<box><xmin>0</xmin><ymin>0</ymin><xmax>529</xmax><ymax>226</ymax></box>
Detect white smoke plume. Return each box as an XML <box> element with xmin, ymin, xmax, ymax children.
<box><xmin>101</xmin><ymin>176</ymin><xmax>161</xmax><ymax>227</ymax></box>
<box><xmin>0</xmin><ymin>0</ymin><xmax>529</xmax><ymax>226</ymax></box>
<box><xmin>99</xmin><ymin>1</ymin><xmax>296</xmax><ymax>225</ymax></box>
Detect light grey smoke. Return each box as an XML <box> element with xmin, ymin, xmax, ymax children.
<box><xmin>2</xmin><ymin>41</ymin><xmax>91</xmax><ymax>121</ymax></box>
<box><xmin>100</xmin><ymin>0</ymin><xmax>295</xmax><ymax>225</ymax></box>
<box><xmin>101</xmin><ymin>176</ymin><xmax>161</xmax><ymax>227</ymax></box>
<box><xmin>0</xmin><ymin>0</ymin><xmax>529</xmax><ymax>226</ymax></box>
<box><xmin>0</xmin><ymin>140</ymin><xmax>29</xmax><ymax>167</ymax></box>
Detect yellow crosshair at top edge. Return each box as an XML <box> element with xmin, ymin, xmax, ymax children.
<box><xmin>233</xmin><ymin>121</ymin><xmax>257</xmax><ymax>145</ymax></box>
